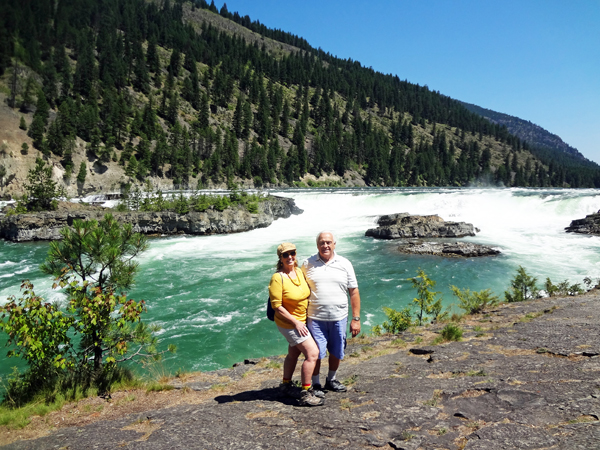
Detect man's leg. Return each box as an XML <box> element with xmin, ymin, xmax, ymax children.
<box><xmin>324</xmin><ymin>319</ymin><xmax>347</xmax><ymax>392</ymax></box>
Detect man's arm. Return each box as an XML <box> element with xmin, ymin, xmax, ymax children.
<box><xmin>349</xmin><ymin>287</ymin><xmax>361</xmax><ymax>337</ymax></box>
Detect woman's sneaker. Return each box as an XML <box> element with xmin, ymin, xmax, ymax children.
<box><xmin>279</xmin><ymin>382</ymin><xmax>301</xmax><ymax>399</ymax></box>
<box><xmin>299</xmin><ymin>389</ymin><xmax>325</xmax><ymax>406</ymax></box>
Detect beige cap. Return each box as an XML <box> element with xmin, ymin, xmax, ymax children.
<box><xmin>277</xmin><ymin>242</ymin><xmax>296</xmax><ymax>256</ymax></box>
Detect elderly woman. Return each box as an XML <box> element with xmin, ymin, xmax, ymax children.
<box><xmin>269</xmin><ymin>242</ymin><xmax>324</xmax><ymax>407</ymax></box>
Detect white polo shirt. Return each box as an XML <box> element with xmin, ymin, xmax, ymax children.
<box><xmin>301</xmin><ymin>252</ymin><xmax>358</xmax><ymax>322</ymax></box>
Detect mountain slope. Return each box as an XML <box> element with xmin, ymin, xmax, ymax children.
<box><xmin>460</xmin><ymin>101</ymin><xmax>590</xmax><ymax>163</ymax></box>
<box><xmin>1</xmin><ymin>0</ymin><xmax>599</xmax><ymax>202</ymax></box>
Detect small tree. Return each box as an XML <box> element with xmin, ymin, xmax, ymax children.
<box><xmin>33</xmin><ymin>215</ymin><xmax>168</xmax><ymax>383</ymax></box>
<box><xmin>505</xmin><ymin>266</ymin><xmax>539</xmax><ymax>302</ymax></box>
<box><xmin>451</xmin><ymin>286</ymin><xmax>499</xmax><ymax>315</ymax></box>
<box><xmin>24</xmin><ymin>157</ymin><xmax>66</xmax><ymax>211</ymax></box>
<box><xmin>76</xmin><ymin>161</ymin><xmax>87</xmax><ymax>184</ymax></box>
<box><xmin>410</xmin><ymin>269</ymin><xmax>442</xmax><ymax>325</ymax></box>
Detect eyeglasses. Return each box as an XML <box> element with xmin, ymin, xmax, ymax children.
<box><xmin>281</xmin><ymin>250</ymin><xmax>296</xmax><ymax>258</ymax></box>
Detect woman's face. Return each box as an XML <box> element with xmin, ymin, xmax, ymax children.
<box><xmin>280</xmin><ymin>249</ymin><xmax>296</xmax><ymax>269</ymax></box>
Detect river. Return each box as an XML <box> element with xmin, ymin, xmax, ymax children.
<box><xmin>1</xmin><ymin>187</ymin><xmax>599</xmax><ymax>380</ymax></box>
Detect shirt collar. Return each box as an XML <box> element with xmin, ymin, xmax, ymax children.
<box><xmin>317</xmin><ymin>251</ymin><xmax>337</xmax><ymax>264</ymax></box>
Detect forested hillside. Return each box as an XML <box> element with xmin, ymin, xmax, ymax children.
<box><xmin>1</xmin><ymin>0</ymin><xmax>599</xmax><ymax>198</ymax></box>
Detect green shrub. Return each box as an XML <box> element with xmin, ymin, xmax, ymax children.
<box><xmin>246</xmin><ymin>201</ymin><xmax>259</xmax><ymax>213</ymax></box>
<box><xmin>440</xmin><ymin>324</ymin><xmax>463</xmax><ymax>341</ymax></box>
<box><xmin>505</xmin><ymin>266</ymin><xmax>539</xmax><ymax>302</ymax></box>
<box><xmin>452</xmin><ymin>286</ymin><xmax>499</xmax><ymax>314</ymax></box>
<box><xmin>545</xmin><ymin>277</ymin><xmax>584</xmax><ymax>297</ymax></box>
<box><xmin>381</xmin><ymin>306</ymin><xmax>413</xmax><ymax>334</ymax></box>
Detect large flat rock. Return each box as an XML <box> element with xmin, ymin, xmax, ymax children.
<box><xmin>3</xmin><ymin>294</ymin><xmax>600</xmax><ymax>449</ymax></box>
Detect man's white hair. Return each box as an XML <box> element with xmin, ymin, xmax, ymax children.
<box><xmin>316</xmin><ymin>230</ymin><xmax>336</xmax><ymax>245</ymax></box>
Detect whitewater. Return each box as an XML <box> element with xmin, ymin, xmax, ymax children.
<box><xmin>1</xmin><ymin>187</ymin><xmax>600</xmax><ymax>378</ymax></box>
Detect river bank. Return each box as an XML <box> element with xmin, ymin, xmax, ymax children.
<box><xmin>2</xmin><ymin>291</ymin><xmax>600</xmax><ymax>448</ymax></box>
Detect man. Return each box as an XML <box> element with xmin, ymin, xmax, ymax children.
<box><xmin>302</xmin><ymin>231</ymin><xmax>361</xmax><ymax>392</ymax></box>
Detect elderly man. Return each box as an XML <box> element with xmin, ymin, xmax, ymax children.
<box><xmin>301</xmin><ymin>231</ymin><xmax>361</xmax><ymax>392</ymax></box>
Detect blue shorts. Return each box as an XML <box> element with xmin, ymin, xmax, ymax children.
<box><xmin>307</xmin><ymin>317</ymin><xmax>348</xmax><ymax>360</ymax></box>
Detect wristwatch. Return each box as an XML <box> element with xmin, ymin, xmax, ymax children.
<box><xmin>352</xmin><ymin>316</ymin><xmax>360</xmax><ymax>321</ymax></box>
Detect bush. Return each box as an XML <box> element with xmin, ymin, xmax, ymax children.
<box><xmin>505</xmin><ymin>266</ymin><xmax>539</xmax><ymax>303</ymax></box>
<box><xmin>545</xmin><ymin>277</ymin><xmax>585</xmax><ymax>297</ymax></box>
<box><xmin>381</xmin><ymin>306</ymin><xmax>413</xmax><ymax>334</ymax></box>
<box><xmin>452</xmin><ymin>286</ymin><xmax>499</xmax><ymax>314</ymax></box>
<box><xmin>440</xmin><ymin>324</ymin><xmax>463</xmax><ymax>341</ymax></box>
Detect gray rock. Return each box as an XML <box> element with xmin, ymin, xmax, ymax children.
<box><xmin>397</xmin><ymin>240</ymin><xmax>501</xmax><ymax>258</ymax></box>
<box><xmin>366</xmin><ymin>213</ymin><xmax>478</xmax><ymax>239</ymax></box>
<box><xmin>565</xmin><ymin>210</ymin><xmax>600</xmax><ymax>235</ymax></box>
<box><xmin>5</xmin><ymin>293</ymin><xmax>600</xmax><ymax>449</ymax></box>
<box><xmin>0</xmin><ymin>196</ymin><xmax>301</xmax><ymax>242</ymax></box>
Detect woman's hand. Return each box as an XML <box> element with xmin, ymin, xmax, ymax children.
<box><xmin>294</xmin><ymin>320</ymin><xmax>309</xmax><ymax>337</ymax></box>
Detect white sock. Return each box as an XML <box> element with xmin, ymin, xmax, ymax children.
<box><xmin>312</xmin><ymin>375</ymin><xmax>320</xmax><ymax>386</ymax></box>
<box><xmin>327</xmin><ymin>370</ymin><xmax>337</xmax><ymax>381</ymax></box>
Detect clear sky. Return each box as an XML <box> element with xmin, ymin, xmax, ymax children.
<box><xmin>214</xmin><ymin>0</ymin><xmax>600</xmax><ymax>164</ymax></box>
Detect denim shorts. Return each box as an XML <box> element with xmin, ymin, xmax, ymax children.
<box><xmin>277</xmin><ymin>325</ymin><xmax>311</xmax><ymax>346</ymax></box>
<box><xmin>307</xmin><ymin>317</ymin><xmax>348</xmax><ymax>360</ymax></box>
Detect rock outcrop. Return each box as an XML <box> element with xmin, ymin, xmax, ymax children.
<box><xmin>397</xmin><ymin>240</ymin><xmax>501</xmax><ymax>257</ymax></box>
<box><xmin>365</xmin><ymin>213</ymin><xmax>478</xmax><ymax>239</ymax></box>
<box><xmin>565</xmin><ymin>210</ymin><xmax>600</xmax><ymax>235</ymax></box>
<box><xmin>0</xmin><ymin>196</ymin><xmax>302</xmax><ymax>242</ymax></box>
<box><xmin>5</xmin><ymin>293</ymin><xmax>600</xmax><ymax>449</ymax></box>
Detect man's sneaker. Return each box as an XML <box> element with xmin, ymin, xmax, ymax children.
<box><xmin>298</xmin><ymin>389</ymin><xmax>325</xmax><ymax>406</ymax></box>
<box><xmin>324</xmin><ymin>378</ymin><xmax>347</xmax><ymax>392</ymax></box>
<box><xmin>309</xmin><ymin>386</ymin><xmax>325</xmax><ymax>398</ymax></box>
<box><xmin>279</xmin><ymin>382</ymin><xmax>301</xmax><ymax>399</ymax></box>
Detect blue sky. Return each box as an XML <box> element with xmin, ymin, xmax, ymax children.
<box><xmin>214</xmin><ymin>0</ymin><xmax>600</xmax><ymax>164</ymax></box>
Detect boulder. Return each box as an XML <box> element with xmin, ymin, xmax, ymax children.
<box><xmin>365</xmin><ymin>213</ymin><xmax>478</xmax><ymax>239</ymax></box>
<box><xmin>0</xmin><ymin>196</ymin><xmax>302</xmax><ymax>242</ymax></box>
<box><xmin>565</xmin><ymin>210</ymin><xmax>600</xmax><ymax>235</ymax></box>
<box><xmin>397</xmin><ymin>240</ymin><xmax>501</xmax><ymax>258</ymax></box>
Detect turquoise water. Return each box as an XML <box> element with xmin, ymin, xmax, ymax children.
<box><xmin>2</xmin><ymin>187</ymin><xmax>600</xmax><ymax>380</ymax></box>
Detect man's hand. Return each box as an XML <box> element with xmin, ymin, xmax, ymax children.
<box><xmin>350</xmin><ymin>319</ymin><xmax>361</xmax><ymax>337</ymax></box>
<box><xmin>349</xmin><ymin>287</ymin><xmax>361</xmax><ymax>337</ymax></box>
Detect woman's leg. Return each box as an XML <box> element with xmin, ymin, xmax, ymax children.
<box><xmin>295</xmin><ymin>337</ymin><xmax>320</xmax><ymax>387</ymax></box>
<box><xmin>283</xmin><ymin>344</ymin><xmax>301</xmax><ymax>380</ymax></box>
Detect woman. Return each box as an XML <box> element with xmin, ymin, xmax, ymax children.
<box><xmin>269</xmin><ymin>242</ymin><xmax>324</xmax><ymax>406</ymax></box>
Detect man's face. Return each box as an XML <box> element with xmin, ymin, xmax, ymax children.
<box><xmin>317</xmin><ymin>233</ymin><xmax>336</xmax><ymax>261</ymax></box>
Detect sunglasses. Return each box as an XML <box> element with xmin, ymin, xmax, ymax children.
<box><xmin>281</xmin><ymin>250</ymin><xmax>296</xmax><ymax>258</ymax></box>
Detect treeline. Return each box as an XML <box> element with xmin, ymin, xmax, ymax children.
<box><xmin>2</xmin><ymin>0</ymin><xmax>600</xmax><ymax>188</ymax></box>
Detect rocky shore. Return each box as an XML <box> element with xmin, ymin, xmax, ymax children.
<box><xmin>565</xmin><ymin>210</ymin><xmax>600</xmax><ymax>235</ymax></box>
<box><xmin>366</xmin><ymin>213</ymin><xmax>478</xmax><ymax>240</ymax></box>
<box><xmin>0</xmin><ymin>196</ymin><xmax>301</xmax><ymax>242</ymax></box>
<box><xmin>3</xmin><ymin>292</ymin><xmax>600</xmax><ymax>449</ymax></box>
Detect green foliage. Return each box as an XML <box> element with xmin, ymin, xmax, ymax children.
<box><xmin>440</xmin><ymin>324</ymin><xmax>463</xmax><ymax>341</ymax></box>
<box><xmin>410</xmin><ymin>269</ymin><xmax>442</xmax><ymax>325</ymax></box>
<box><xmin>504</xmin><ymin>266</ymin><xmax>539</xmax><ymax>303</ymax></box>
<box><xmin>41</xmin><ymin>214</ymin><xmax>148</xmax><ymax>293</ymax></box>
<box><xmin>246</xmin><ymin>201</ymin><xmax>259</xmax><ymax>214</ymax></box>
<box><xmin>24</xmin><ymin>158</ymin><xmax>66</xmax><ymax>211</ymax></box>
<box><xmin>381</xmin><ymin>306</ymin><xmax>413</xmax><ymax>334</ymax></box>
<box><xmin>0</xmin><ymin>216</ymin><xmax>173</xmax><ymax>405</ymax></box>
<box><xmin>76</xmin><ymin>162</ymin><xmax>87</xmax><ymax>184</ymax></box>
<box><xmin>544</xmin><ymin>277</ymin><xmax>585</xmax><ymax>297</ymax></box>
<box><xmin>0</xmin><ymin>281</ymin><xmax>72</xmax><ymax>385</ymax></box>
<box><xmin>451</xmin><ymin>286</ymin><xmax>499</xmax><ymax>314</ymax></box>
